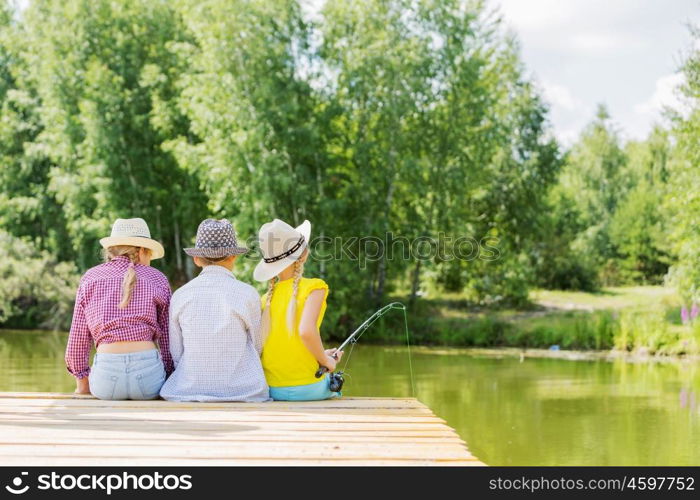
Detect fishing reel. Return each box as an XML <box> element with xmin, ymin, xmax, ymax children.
<box><xmin>328</xmin><ymin>371</ymin><xmax>345</xmax><ymax>393</ymax></box>
<box><xmin>314</xmin><ymin>365</ymin><xmax>345</xmax><ymax>392</ymax></box>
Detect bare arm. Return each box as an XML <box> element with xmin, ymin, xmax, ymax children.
<box><xmin>298</xmin><ymin>289</ymin><xmax>341</xmax><ymax>371</ymax></box>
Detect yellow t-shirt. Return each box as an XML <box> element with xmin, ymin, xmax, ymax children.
<box><xmin>261</xmin><ymin>277</ymin><xmax>329</xmax><ymax>387</ymax></box>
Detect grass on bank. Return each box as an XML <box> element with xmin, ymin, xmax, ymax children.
<box><xmin>369</xmin><ymin>286</ymin><xmax>700</xmax><ymax>356</ymax></box>
<box><xmin>530</xmin><ymin>286</ymin><xmax>679</xmax><ymax>312</ymax></box>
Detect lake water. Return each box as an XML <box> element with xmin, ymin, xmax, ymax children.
<box><xmin>0</xmin><ymin>329</ymin><xmax>697</xmax><ymax>465</ymax></box>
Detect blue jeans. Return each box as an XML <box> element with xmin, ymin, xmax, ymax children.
<box><xmin>89</xmin><ymin>349</ymin><xmax>166</xmax><ymax>400</ymax></box>
<box><xmin>269</xmin><ymin>375</ymin><xmax>340</xmax><ymax>401</ymax></box>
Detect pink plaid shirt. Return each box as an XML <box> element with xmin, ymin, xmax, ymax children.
<box><xmin>65</xmin><ymin>256</ymin><xmax>174</xmax><ymax>379</ymax></box>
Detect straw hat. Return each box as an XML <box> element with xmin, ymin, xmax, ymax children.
<box><xmin>184</xmin><ymin>218</ymin><xmax>249</xmax><ymax>259</ymax></box>
<box><xmin>100</xmin><ymin>218</ymin><xmax>165</xmax><ymax>259</ymax></box>
<box><xmin>253</xmin><ymin>219</ymin><xmax>311</xmax><ymax>282</ymax></box>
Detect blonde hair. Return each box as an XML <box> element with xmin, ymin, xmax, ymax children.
<box><xmin>286</xmin><ymin>259</ymin><xmax>305</xmax><ymax>334</ymax></box>
<box><xmin>261</xmin><ymin>276</ymin><xmax>278</xmax><ymax>341</ymax></box>
<box><xmin>103</xmin><ymin>245</ymin><xmax>150</xmax><ymax>309</ymax></box>
<box><xmin>261</xmin><ymin>257</ymin><xmax>305</xmax><ymax>339</ymax></box>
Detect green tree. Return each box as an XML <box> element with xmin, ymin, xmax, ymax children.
<box><xmin>609</xmin><ymin>127</ymin><xmax>670</xmax><ymax>283</ymax></box>
<box><xmin>322</xmin><ymin>0</ymin><xmax>561</xmax><ymax>308</ymax></box>
<box><xmin>0</xmin><ymin>1</ymin><xmax>72</xmax><ymax>257</ymax></box>
<box><xmin>0</xmin><ymin>230</ymin><xmax>78</xmax><ymax>330</ymax></box>
<box><xmin>22</xmin><ymin>0</ymin><xmax>208</xmax><ymax>278</ymax></box>
<box><xmin>165</xmin><ymin>0</ymin><xmax>327</xmax><ymax>278</ymax></box>
<box><xmin>547</xmin><ymin>104</ymin><xmax>629</xmax><ymax>288</ymax></box>
<box><xmin>665</xmin><ymin>26</ymin><xmax>700</xmax><ymax>302</ymax></box>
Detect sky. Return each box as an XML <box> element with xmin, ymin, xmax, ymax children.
<box><xmin>496</xmin><ymin>0</ymin><xmax>700</xmax><ymax>145</ymax></box>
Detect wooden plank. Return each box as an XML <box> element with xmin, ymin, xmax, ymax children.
<box><xmin>0</xmin><ymin>393</ymin><xmax>414</xmax><ymax>400</ymax></box>
<box><xmin>0</xmin><ymin>393</ymin><xmax>426</xmax><ymax>409</ymax></box>
<box><xmin>0</xmin><ymin>419</ymin><xmax>453</xmax><ymax>432</ymax></box>
<box><xmin>0</xmin><ymin>456</ymin><xmax>483</xmax><ymax>466</ymax></box>
<box><xmin>0</xmin><ymin>436</ymin><xmax>466</xmax><ymax>445</ymax></box>
<box><xmin>0</xmin><ymin>434</ymin><xmax>463</xmax><ymax>443</ymax></box>
<box><xmin>0</xmin><ymin>409</ymin><xmax>435</xmax><ymax>419</ymax></box>
<box><xmin>0</xmin><ymin>400</ymin><xmax>433</xmax><ymax>414</ymax></box>
<box><xmin>0</xmin><ymin>416</ymin><xmax>444</xmax><ymax>426</ymax></box>
<box><xmin>0</xmin><ymin>393</ymin><xmax>421</xmax><ymax>407</ymax></box>
<box><xmin>0</xmin><ymin>423</ymin><xmax>458</xmax><ymax>439</ymax></box>
<box><xmin>0</xmin><ymin>393</ymin><xmax>485</xmax><ymax>466</ymax></box>
<box><xmin>0</xmin><ymin>407</ymin><xmax>445</xmax><ymax>423</ymax></box>
<box><xmin>0</xmin><ymin>443</ymin><xmax>473</xmax><ymax>459</ymax></box>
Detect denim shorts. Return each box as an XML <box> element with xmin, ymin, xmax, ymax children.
<box><xmin>269</xmin><ymin>375</ymin><xmax>341</xmax><ymax>401</ymax></box>
<box><xmin>89</xmin><ymin>349</ymin><xmax>166</xmax><ymax>400</ymax></box>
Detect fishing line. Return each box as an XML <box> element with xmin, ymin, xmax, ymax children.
<box><xmin>402</xmin><ymin>305</ymin><xmax>416</xmax><ymax>398</ymax></box>
<box><xmin>317</xmin><ymin>302</ymin><xmax>416</xmax><ymax>398</ymax></box>
<box><xmin>339</xmin><ymin>335</ymin><xmax>356</xmax><ymax>373</ymax></box>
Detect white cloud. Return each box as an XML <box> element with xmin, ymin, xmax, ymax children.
<box><xmin>552</xmin><ymin>113</ymin><xmax>596</xmax><ymax>148</ymax></box>
<box><xmin>556</xmin><ymin>127</ymin><xmax>584</xmax><ymax>147</ymax></box>
<box><xmin>634</xmin><ymin>72</ymin><xmax>685</xmax><ymax>117</ymax></box>
<box><xmin>539</xmin><ymin>92</ymin><xmax>592</xmax><ymax>146</ymax></box>
<box><xmin>536</xmin><ymin>80</ymin><xmax>591</xmax><ymax>146</ymax></box>
<box><xmin>496</xmin><ymin>0</ymin><xmax>576</xmax><ymax>31</ymax></box>
<box><xmin>541</xmin><ymin>80</ymin><xmax>580</xmax><ymax>111</ymax></box>
<box><xmin>497</xmin><ymin>0</ymin><xmax>648</xmax><ymax>54</ymax></box>
<box><xmin>568</xmin><ymin>33</ymin><xmax>647</xmax><ymax>53</ymax></box>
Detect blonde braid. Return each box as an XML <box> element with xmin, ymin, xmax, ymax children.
<box><xmin>286</xmin><ymin>259</ymin><xmax>304</xmax><ymax>335</ymax></box>
<box><xmin>261</xmin><ymin>277</ymin><xmax>277</xmax><ymax>341</ymax></box>
<box><xmin>106</xmin><ymin>246</ymin><xmax>142</xmax><ymax>309</ymax></box>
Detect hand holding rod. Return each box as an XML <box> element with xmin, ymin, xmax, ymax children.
<box><xmin>314</xmin><ymin>352</ymin><xmax>337</xmax><ymax>378</ymax></box>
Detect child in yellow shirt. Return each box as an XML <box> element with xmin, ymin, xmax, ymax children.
<box><xmin>253</xmin><ymin>219</ymin><xmax>342</xmax><ymax>401</ymax></box>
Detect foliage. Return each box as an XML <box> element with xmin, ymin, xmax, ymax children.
<box><xmin>0</xmin><ymin>2</ymin><xmax>73</xmax><ymax>259</ymax></box>
<box><xmin>165</xmin><ymin>0</ymin><xmax>562</xmax><ymax>317</ymax></box>
<box><xmin>609</xmin><ymin>127</ymin><xmax>670</xmax><ymax>283</ymax></box>
<box><xmin>0</xmin><ymin>231</ymin><xmax>79</xmax><ymax>330</ymax></box>
<box><xmin>359</xmin><ymin>287</ymin><xmax>699</xmax><ymax>356</ymax></box>
<box><xmin>541</xmin><ymin>105</ymin><xmax>627</xmax><ymax>289</ymax></box>
<box><xmin>665</xmin><ymin>26</ymin><xmax>700</xmax><ymax>304</ymax></box>
<box><xmin>18</xmin><ymin>0</ymin><xmax>209</xmax><ymax>278</ymax></box>
<box><xmin>541</xmin><ymin>106</ymin><xmax>672</xmax><ymax>290</ymax></box>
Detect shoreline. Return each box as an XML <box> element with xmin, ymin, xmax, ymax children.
<box><xmin>1</xmin><ymin>327</ymin><xmax>698</xmax><ymax>365</ymax></box>
<box><xmin>377</xmin><ymin>344</ymin><xmax>700</xmax><ymax>365</ymax></box>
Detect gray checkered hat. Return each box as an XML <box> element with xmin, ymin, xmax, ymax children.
<box><xmin>184</xmin><ymin>219</ymin><xmax>249</xmax><ymax>258</ymax></box>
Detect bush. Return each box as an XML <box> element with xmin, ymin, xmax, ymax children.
<box><xmin>508</xmin><ymin>311</ymin><xmax>616</xmax><ymax>350</ymax></box>
<box><xmin>615</xmin><ymin>308</ymin><xmax>677</xmax><ymax>353</ymax></box>
<box><xmin>0</xmin><ymin>232</ymin><xmax>79</xmax><ymax>330</ymax></box>
<box><xmin>542</xmin><ymin>259</ymin><xmax>599</xmax><ymax>292</ymax></box>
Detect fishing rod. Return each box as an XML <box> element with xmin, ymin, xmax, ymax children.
<box><xmin>315</xmin><ymin>302</ymin><xmax>407</xmax><ymax>392</ymax></box>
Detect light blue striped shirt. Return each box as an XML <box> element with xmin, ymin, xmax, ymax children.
<box><xmin>159</xmin><ymin>265</ymin><xmax>270</xmax><ymax>402</ymax></box>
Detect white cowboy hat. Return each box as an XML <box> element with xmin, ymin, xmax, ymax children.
<box><xmin>253</xmin><ymin>219</ymin><xmax>311</xmax><ymax>282</ymax></box>
<box><xmin>100</xmin><ymin>218</ymin><xmax>165</xmax><ymax>259</ymax></box>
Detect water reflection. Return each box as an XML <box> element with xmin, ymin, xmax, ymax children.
<box><xmin>680</xmin><ymin>388</ymin><xmax>697</xmax><ymax>411</ymax></box>
<box><xmin>340</xmin><ymin>345</ymin><xmax>699</xmax><ymax>466</ymax></box>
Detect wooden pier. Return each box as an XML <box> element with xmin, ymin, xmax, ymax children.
<box><xmin>0</xmin><ymin>393</ymin><xmax>483</xmax><ymax>466</ymax></box>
